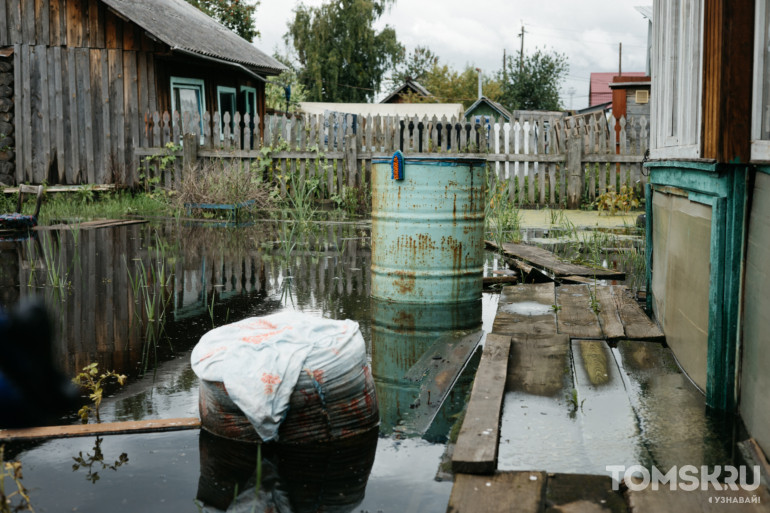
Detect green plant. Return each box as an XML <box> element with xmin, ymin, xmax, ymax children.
<box><xmin>485</xmin><ymin>168</ymin><xmax>521</xmax><ymax>251</ymax></box>
<box><xmin>71</xmin><ymin>437</ymin><xmax>128</xmax><ymax>484</ymax></box>
<box><xmin>72</xmin><ymin>363</ymin><xmax>127</xmax><ymax>423</ymax></box>
<box><xmin>139</xmin><ymin>142</ymin><xmax>181</xmax><ymax>196</ymax></box>
<box><xmin>594</xmin><ymin>185</ymin><xmax>640</xmax><ymax>215</ymax></box>
<box><xmin>39</xmin><ymin>233</ymin><xmax>70</xmax><ymax>300</ymax></box>
<box><xmin>589</xmin><ymin>276</ymin><xmax>600</xmax><ymax>314</ymax></box>
<box><xmin>0</xmin><ymin>445</ymin><xmax>33</xmax><ymax>513</ymax></box>
<box><xmin>76</xmin><ymin>184</ymin><xmax>95</xmax><ymax>205</ymax></box>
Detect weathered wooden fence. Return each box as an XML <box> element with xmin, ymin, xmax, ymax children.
<box><xmin>135</xmin><ymin>110</ymin><xmax>648</xmax><ymax>209</ymax></box>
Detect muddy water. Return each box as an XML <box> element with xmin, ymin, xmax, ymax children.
<box><xmin>0</xmin><ymin>221</ymin><xmax>497</xmax><ymax>513</ymax></box>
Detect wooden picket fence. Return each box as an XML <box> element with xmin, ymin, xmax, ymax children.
<box><xmin>134</xmin><ymin>110</ymin><xmax>648</xmax><ymax>208</ymax></box>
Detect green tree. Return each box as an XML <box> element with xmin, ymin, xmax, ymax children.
<box><xmin>266</xmin><ymin>69</ymin><xmax>308</xmax><ymax>113</ymax></box>
<box><xmin>186</xmin><ymin>0</ymin><xmax>260</xmax><ymax>42</ymax></box>
<box><xmin>499</xmin><ymin>48</ymin><xmax>568</xmax><ymax>111</ymax></box>
<box><xmin>388</xmin><ymin>45</ymin><xmax>440</xmax><ymax>88</ymax></box>
<box><xmin>286</xmin><ymin>0</ymin><xmax>403</xmax><ymax>102</ymax></box>
<box><xmin>408</xmin><ymin>64</ymin><xmax>502</xmax><ymax>109</ymax></box>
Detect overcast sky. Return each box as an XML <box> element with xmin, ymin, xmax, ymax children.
<box><xmin>255</xmin><ymin>0</ymin><xmax>650</xmax><ymax>109</ymax></box>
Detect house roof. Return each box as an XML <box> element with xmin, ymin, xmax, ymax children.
<box><xmin>464</xmin><ymin>96</ymin><xmax>512</xmax><ymax>120</ymax></box>
<box><xmin>380</xmin><ymin>79</ymin><xmax>432</xmax><ymax>103</ymax></box>
<box><xmin>589</xmin><ymin>72</ymin><xmax>646</xmax><ymax>106</ymax></box>
<box><xmin>298</xmin><ymin>102</ymin><xmax>465</xmax><ymax>119</ymax></box>
<box><xmin>635</xmin><ymin>5</ymin><xmax>653</xmax><ymax>21</ymax></box>
<box><xmin>101</xmin><ymin>0</ymin><xmax>287</xmax><ymax>75</ymax></box>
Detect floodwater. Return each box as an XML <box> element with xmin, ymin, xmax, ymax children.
<box><xmin>0</xmin><ymin>221</ymin><xmax>497</xmax><ymax>513</ymax></box>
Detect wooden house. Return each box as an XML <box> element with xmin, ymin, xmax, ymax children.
<box><xmin>380</xmin><ymin>78</ymin><xmax>432</xmax><ymax>104</ymax></box>
<box><xmin>0</xmin><ymin>0</ymin><xmax>286</xmax><ymax>186</ymax></box>
<box><xmin>464</xmin><ymin>96</ymin><xmax>512</xmax><ymax>123</ymax></box>
<box><xmin>647</xmin><ymin>0</ymin><xmax>768</xmax><ymax>455</ymax></box>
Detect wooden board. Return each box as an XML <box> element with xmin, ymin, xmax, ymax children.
<box><xmin>38</xmin><ymin>219</ymin><xmax>146</xmax><ymax>230</ymax></box>
<box><xmin>493</xmin><ymin>283</ymin><xmax>558</xmax><ymax>337</ymax></box>
<box><xmin>626</xmin><ymin>484</ymin><xmax>770</xmax><ymax>513</ymax></box>
<box><xmin>452</xmin><ymin>334</ymin><xmax>511</xmax><ymax>474</ymax></box>
<box><xmin>489</xmin><ymin>241</ymin><xmax>625</xmax><ymax>279</ymax></box>
<box><xmin>507</xmin><ymin>334</ymin><xmax>570</xmax><ymax>397</ymax></box>
<box><xmin>0</xmin><ymin>417</ymin><xmax>200</xmax><ymax>442</ymax></box>
<box><xmin>613</xmin><ymin>286</ymin><xmax>665</xmax><ymax>341</ymax></box>
<box><xmin>595</xmin><ymin>285</ymin><xmax>625</xmax><ymax>340</ymax></box>
<box><xmin>545</xmin><ymin>473</ymin><xmax>627</xmax><ymax>513</ymax></box>
<box><xmin>399</xmin><ymin>330</ymin><xmax>483</xmax><ymax>435</ymax></box>
<box><xmin>556</xmin><ymin>284</ymin><xmax>604</xmax><ymax>339</ymax></box>
<box><xmin>447</xmin><ymin>471</ymin><xmax>546</xmax><ymax>513</ymax></box>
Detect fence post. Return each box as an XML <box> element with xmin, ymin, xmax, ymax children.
<box><xmin>567</xmin><ymin>136</ymin><xmax>583</xmax><ymax>209</ymax></box>
<box><xmin>346</xmin><ymin>133</ymin><xmax>357</xmax><ymax>187</ymax></box>
<box><xmin>182</xmin><ymin>132</ymin><xmax>198</xmax><ymax>187</ymax></box>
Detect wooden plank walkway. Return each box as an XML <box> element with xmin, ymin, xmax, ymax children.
<box><xmin>487</xmin><ymin>241</ymin><xmax>626</xmax><ymax>279</ymax></box>
<box><xmin>448</xmin><ymin>472</ymin><xmax>546</xmax><ymax>513</ymax></box>
<box><xmin>0</xmin><ymin>417</ymin><xmax>200</xmax><ymax>441</ymax></box>
<box><xmin>452</xmin><ymin>334</ymin><xmax>511</xmax><ymax>474</ymax></box>
<box><xmin>494</xmin><ymin>284</ymin><xmax>664</xmax><ymax>342</ymax></box>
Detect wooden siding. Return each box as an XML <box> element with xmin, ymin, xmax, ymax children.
<box><xmin>650</xmin><ymin>0</ymin><xmax>703</xmax><ymax>159</ymax></box>
<box><xmin>1</xmin><ymin>0</ymin><xmax>269</xmax><ymax>185</ymax></box>
<box><xmin>751</xmin><ymin>1</ymin><xmax>770</xmax><ymax>162</ymax></box>
<box><xmin>701</xmin><ymin>0</ymin><xmax>754</xmax><ymax>163</ymax></box>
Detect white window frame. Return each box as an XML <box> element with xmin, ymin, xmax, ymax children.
<box><xmin>649</xmin><ymin>0</ymin><xmax>703</xmax><ymax>160</ymax></box>
<box><xmin>751</xmin><ymin>0</ymin><xmax>770</xmax><ymax>162</ymax></box>
<box><xmin>170</xmin><ymin>77</ymin><xmax>206</xmax><ymax>138</ymax></box>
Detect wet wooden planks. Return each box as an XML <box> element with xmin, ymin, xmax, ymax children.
<box><xmin>0</xmin><ymin>417</ymin><xmax>200</xmax><ymax>442</ymax></box>
<box><xmin>452</xmin><ymin>334</ymin><xmax>511</xmax><ymax>474</ymax></box>
<box><xmin>448</xmin><ymin>472</ymin><xmax>627</xmax><ymax>513</ymax></box>
<box><xmin>487</xmin><ymin>241</ymin><xmax>625</xmax><ymax>279</ymax></box>
<box><xmin>447</xmin><ymin>471</ymin><xmax>546</xmax><ymax>513</ymax></box>
<box><xmin>495</xmin><ymin>284</ymin><xmax>663</xmax><ymax>342</ymax></box>
<box><xmin>400</xmin><ymin>330</ymin><xmax>483</xmax><ymax>435</ymax></box>
<box><xmin>493</xmin><ymin>282</ymin><xmax>558</xmax><ymax>336</ymax></box>
<box><xmin>506</xmin><ymin>334</ymin><xmax>570</xmax><ymax>397</ymax></box>
<box><xmin>556</xmin><ymin>284</ymin><xmax>603</xmax><ymax>339</ymax></box>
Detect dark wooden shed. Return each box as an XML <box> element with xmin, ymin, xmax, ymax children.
<box><xmin>0</xmin><ymin>0</ymin><xmax>286</xmax><ymax>186</ymax></box>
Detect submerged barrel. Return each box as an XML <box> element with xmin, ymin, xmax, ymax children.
<box><xmin>371</xmin><ymin>154</ymin><xmax>486</xmax><ymax>304</ymax></box>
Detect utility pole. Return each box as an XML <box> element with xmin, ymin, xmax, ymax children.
<box><xmin>618</xmin><ymin>42</ymin><xmax>622</xmax><ymax>77</ymax></box>
<box><xmin>568</xmin><ymin>87</ymin><xmax>576</xmax><ymax>110</ymax></box>
<box><xmin>503</xmin><ymin>49</ymin><xmax>507</xmax><ymax>82</ymax></box>
<box><xmin>518</xmin><ymin>25</ymin><xmax>525</xmax><ymax>72</ymax></box>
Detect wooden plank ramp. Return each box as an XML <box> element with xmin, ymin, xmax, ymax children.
<box><xmin>556</xmin><ymin>284</ymin><xmax>604</xmax><ymax>339</ymax></box>
<box><xmin>595</xmin><ymin>285</ymin><xmax>626</xmax><ymax>340</ymax></box>
<box><xmin>452</xmin><ymin>334</ymin><xmax>511</xmax><ymax>474</ymax></box>
<box><xmin>612</xmin><ymin>285</ymin><xmax>664</xmax><ymax>341</ymax></box>
<box><xmin>626</xmin><ymin>483</ymin><xmax>770</xmax><ymax>513</ymax></box>
<box><xmin>493</xmin><ymin>283</ymin><xmax>558</xmax><ymax>336</ymax></box>
<box><xmin>0</xmin><ymin>417</ymin><xmax>200</xmax><ymax>442</ymax></box>
<box><xmin>506</xmin><ymin>334</ymin><xmax>570</xmax><ymax>397</ymax></box>
<box><xmin>398</xmin><ymin>330</ymin><xmax>483</xmax><ymax>435</ymax></box>
<box><xmin>487</xmin><ymin>241</ymin><xmax>625</xmax><ymax>279</ymax></box>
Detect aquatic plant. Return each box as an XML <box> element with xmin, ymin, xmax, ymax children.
<box><xmin>485</xmin><ymin>167</ymin><xmax>522</xmax><ymax>250</ymax></box>
<box><xmin>72</xmin><ymin>363</ymin><xmax>127</xmax><ymax>424</ymax></box>
<box><xmin>124</xmin><ymin>233</ymin><xmax>175</xmax><ymax>374</ymax></box>
<box><xmin>594</xmin><ymin>185</ymin><xmax>640</xmax><ymax>215</ymax></box>
<box><xmin>0</xmin><ymin>445</ymin><xmax>33</xmax><ymax>513</ymax></box>
<box><xmin>40</xmin><ymin>233</ymin><xmax>70</xmax><ymax>299</ymax></box>
<box><xmin>71</xmin><ymin>437</ymin><xmax>128</xmax><ymax>484</ymax></box>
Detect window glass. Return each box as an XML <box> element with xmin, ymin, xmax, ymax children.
<box><xmin>170</xmin><ymin>77</ymin><xmax>205</xmax><ymax>138</ymax></box>
<box><xmin>217</xmin><ymin>86</ymin><xmax>237</xmax><ymax>138</ymax></box>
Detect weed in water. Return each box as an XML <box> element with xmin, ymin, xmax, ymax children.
<box><xmin>71</xmin><ymin>437</ymin><xmax>128</xmax><ymax>484</ymax></box>
<box><xmin>0</xmin><ymin>445</ymin><xmax>33</xmax><ymax>513</ymax></box>
<box><xmin>72</xmin><ymin>363</ymin><xmax>127</xmax><ymax>423</ymax></box>
<box><xmin>40</xmin><ymin>233</ymin><xmax>70</xmax><ymax>300</ymax></box>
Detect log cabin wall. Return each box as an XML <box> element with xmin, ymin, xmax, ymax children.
<box><xmin>0</xmin><ymin>0</ymin><xmax>162</xmax><ymax>185</ymax></box>
<box><xmin>0</xmin><ymin>0</ymin><xmax>268</xmax><ymax>186</ymax></box>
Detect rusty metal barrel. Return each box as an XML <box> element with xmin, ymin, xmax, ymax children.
<box><xmin>371</xmin><ymin>154</ymin><xmax>486</xmax><ymax>304</ymax></box>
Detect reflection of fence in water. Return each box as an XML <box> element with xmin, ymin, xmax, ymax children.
<box><xmin>8</xmin><ymin>222</ymin><xmax>370</xmax><ymax>377</ymax></box>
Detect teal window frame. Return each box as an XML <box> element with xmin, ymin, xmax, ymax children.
<box><xmin>240</xmin><ymin>86</ymin><xmax>257</xmax><ymax>117</ymax></box>
<box><xmin>170</xmin><ymin>77</ymin><xmax>206</xmax><ymax>138</ymax></box>
<box><xmin>217</xmin><ymin>86</ymin><xmax>237</xmax><ymax>140</ymax></box>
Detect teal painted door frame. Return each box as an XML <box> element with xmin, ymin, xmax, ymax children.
<box><xmin>645</xmin><ymin>162</ymin><xmax>748</xmax><ymax>411</ymax></box>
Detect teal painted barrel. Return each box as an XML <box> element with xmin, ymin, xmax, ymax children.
<box><xmin>371</xmin><ymin>156</ymin><xmax>486</xmax><ymax>304</ymax></box>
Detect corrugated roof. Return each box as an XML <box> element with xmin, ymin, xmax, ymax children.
<box><xmin>101</xmin><ymin>0</ymin><xmax>287</xmax><ymax>75</ymax></box>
